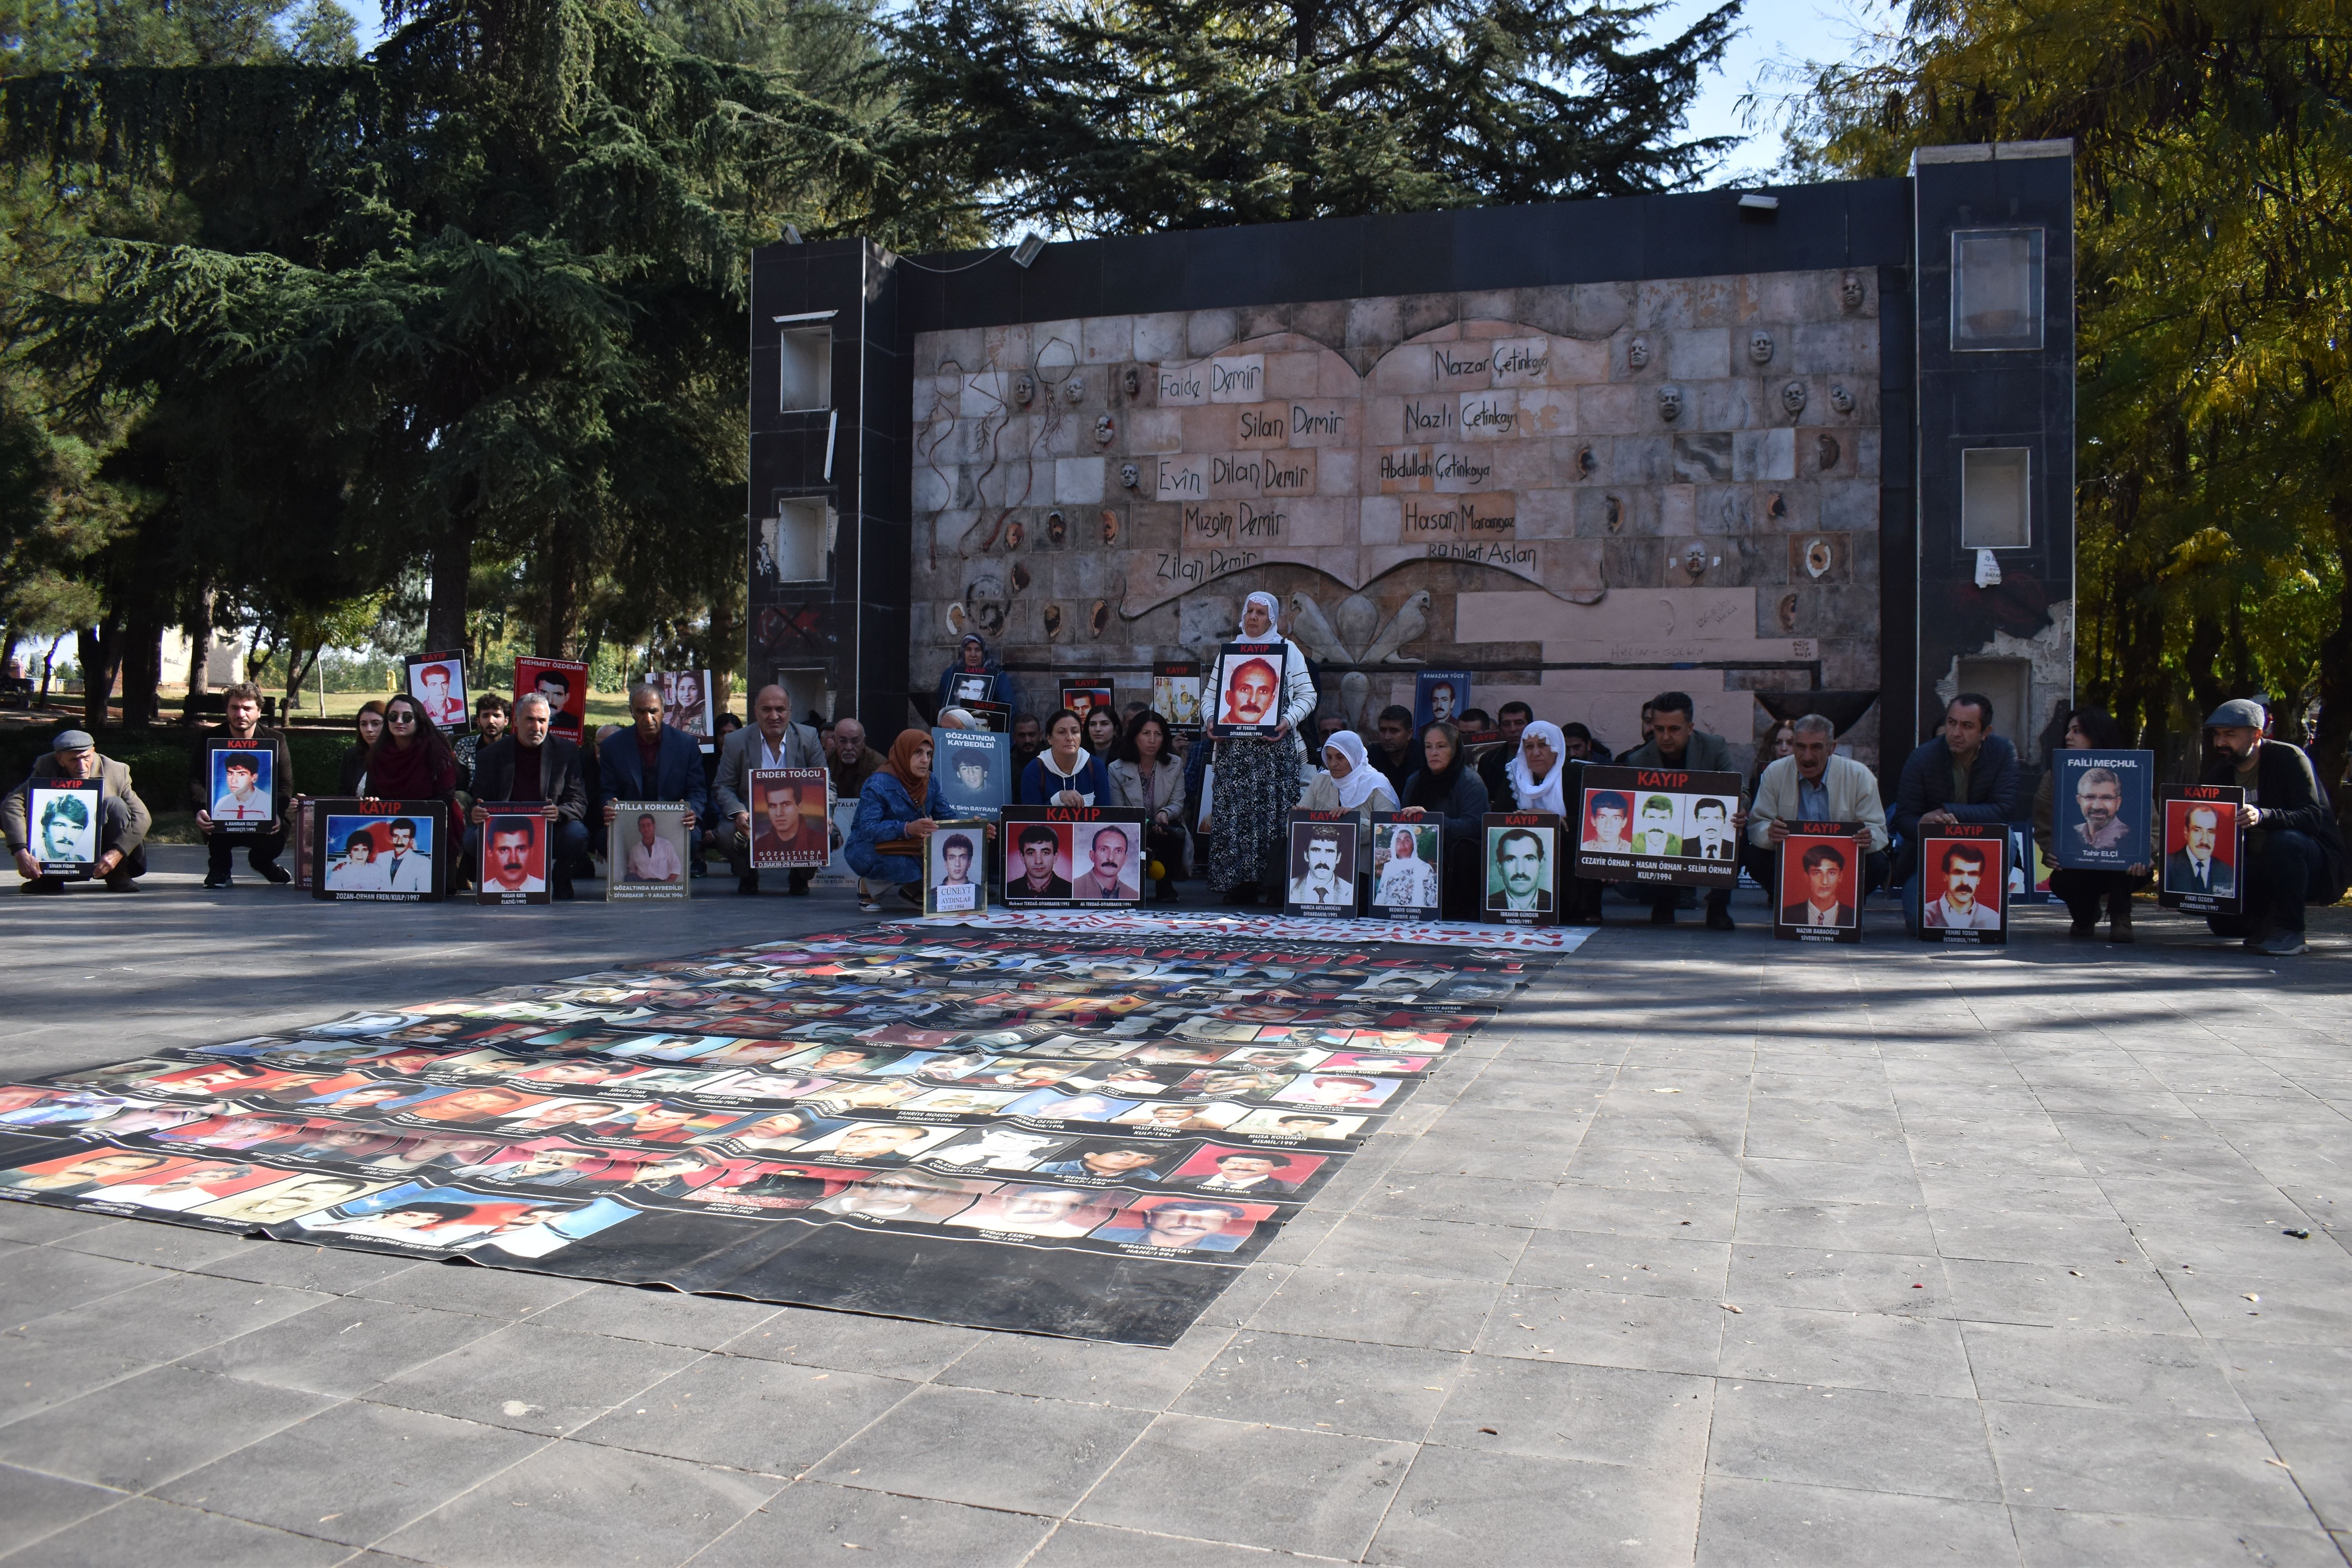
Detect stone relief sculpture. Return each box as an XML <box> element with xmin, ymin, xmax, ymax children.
<box><xmin>1747</xmin><ymin>330</ymin><xmax>1774</xmax><ymax>365</ymax></box>
<box><xmin>1282</xmin><ymin>590</ymin><xmax>1430</xmax><ymax>666</ymax></box>
<box><xmin>1657</xmin><ymin>384</ymin><xmax>1684</xmax><ymax>422</ymax></box>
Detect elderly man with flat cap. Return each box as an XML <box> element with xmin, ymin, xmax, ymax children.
<box><xmin>2199</xmin><ymin>698</ymin><xmax>2347</xmax><ymax>956</ymax></box>
<box><xmin>713</xmin><ymin>684</ymin><xmax>834</xmax><ymax>895</ymax></box>
<box><xmin>4</xmin><ymin>728</ymin><xmax>153</xmax><ymax>893</ymax></box>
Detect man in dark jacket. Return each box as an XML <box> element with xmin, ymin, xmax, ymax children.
<box><xmin>466</xmin><ymin>692</ymin><xmax>591</xmax><ymax>897</ymax></box>
<box><xmin>2202</xmin><ymin>698</ymin><xmax>2346</xmax><ymax>956</ymax></box>
<box><xmin>1476</xmin><ymin>701</ymin><xmax>1534</xmax><ymax>810</ymax></box>
<box><xmin>1370</xmin><ymin>706</ymin><xmax>1417</xmax><ymax>797</ymax></box>
<box><xmin>187</xmin><ymin>681</ymin><xmax>294</xmax><ymax>888</ymax></box>
<box><xmin>597</xmin><ymin>681</ymin><xmax>709</xmax><ymax>877</ymax></box>
<box><xmin>1892</xmin><ymin>693</ymin><xmax>2021</xmax><ymax>934</ymax></box>
<box><xmin>1617</xmin><ymin>691</ymin><xmax>1748</xmax><ymax>930</ymax></box>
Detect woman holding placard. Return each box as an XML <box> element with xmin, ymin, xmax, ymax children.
<box><xmin>2032</xmin><ymin>706</ymin><xmax>2151</xmax><ymax>942</ymax></box>
<box><xmin>1111</xmin><ymin>710</ymin><xmax>1188</xmax><ymax>902</ymax></box>
<box><xmin>1392</xmin><ymin>720</ymin><xmax>1490</xmax><ymax>919</ymax></box>
<box><xmin>1020</xmin><ymin>710</ymin><xmax>1112</xmax><ymax>807</ymax></box>
<box><xmin>849</xmin><ymin>731</ymin><xmax>949</xmax><ymax>910</ymax></box>
<box><xmin>1199</xmin><ymin>592</ymin><xmax>1318</xmax><ymax>905</ymax></box>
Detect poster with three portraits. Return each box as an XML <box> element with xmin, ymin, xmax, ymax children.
<box><xmin>1573</xmin><ymin>766</ymin><xmax>1744</xmax><ymax>889</ymax></box>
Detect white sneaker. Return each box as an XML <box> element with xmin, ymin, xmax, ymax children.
<box><xmin>858</xmin><ymin>898</ymin><xmax>882</xmax><ymax>914</ymax></box>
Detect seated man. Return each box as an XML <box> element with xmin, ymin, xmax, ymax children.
<box><xmin>1475</xmin><ymin>701</ymin><xmax>1533</xmax><ymax>809</ymax></box>
<box><xmin>5</xmin><ymin>728</ymin><xmax>152</xmax><ymax>893</ymax></box>
<box><xmin>466</xmin><ymin>692</ymin><xmax>590</xmax><ymax>898</ymax></box>
<box><xmin>452</xmin><ymin>693</ymin><xmax>509</xmax><ymax>794</ymax></box>
<box><xmin>2200</xmin><ymin>698</ymin><xmax>2348</xmax><ymax>956</ymax></box>
<box><xmin>713</xmin><ymin>684</ymin><xmax>832</xmax><ymax>896</ymax></box>
<box><xmin>187</xmin><ymin>681</ymin><xmax>294</xmax><ymax>889</ymax></box>
<box><xmin>1746</xmin><ymin>711</ymin><xmax>1890</xmax><ymax>909</ymax></box>
<box><xmin>1892</xmin><ymin>693</ymin><xmax>2020</xmax><ymax>935</ymax></box>
<box><xmin>596</xmin><ymin>681</ymin><xmax>707</xmax><ymax>876</ymax></box>
<box><xmin>1615</xmin><ymin>691</ymin><xmax>1748</xmax><ymax>929</ymax></box>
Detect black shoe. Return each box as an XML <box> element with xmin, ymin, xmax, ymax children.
<box><xmin>1650</xmin><ymin>902</ymin><xmax>1675</xmax><ymax>925</ymax></box>
<box><xmin>20</xmin><ymin>877</ymin><xmax>64</xmax><ymax>895</ymax></box>
<box><xmin>103</xmin><ymin>874</ymin><xmax>142</xmax><ymax>893</ymax></box>
<box><xmin>1704</xmin><ymin>907</ymin><xmax>1735</xmax><ymax>931</ymax></box>
<box><xmin>256</xmin><ymin>861</ymin><xmax>291</xmax><ymax>884</ymax></box>
<box><xmin>737</xmin><ymin>875</ymin><xmax>761</xmax><ymax>897</ymax></box>
<box><xmin>2069</xmin><ymin>918</ymin><xmax>2098</xmax><ymax>939</ymax></box>
<box><xmin>203</xmin><ymin>873</ymin><xmax>233</xmax><ymax>889</ymax></box>
<box><xmin>553</xmin><ymin>879</ymin><xmax>576</xmax><ymax>901</ymax></box>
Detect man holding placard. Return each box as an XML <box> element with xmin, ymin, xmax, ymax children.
<box><xmin>1748</xmin><ymin>713</ymin><xmax>1888</xmax><ymax>908</ymax></box>
<box><xmin>1893</xmin><ymin>693</ymin><xmax>2020</xmax><ymax>936</ymax></box>
<box><xmin>714</xmin><ymin>684</ymin><xmax>832</xmax><ymax>895</ymax></box>
<box><xmin>186</xmin><ymin>681</ymin><xmax>295</xmax><ymax>889</ymax></box>
<box><xmin>5</xmin><ymin>729</ymin><xmax>152</xmax><ymax>893</ymax></box>
<box><xmin>2199</xmin><ymin>698</ymin><xmax>2346</xmax><ymax>956</ymax></box>
<box><xmin>1616</xmin><ymin>692</ymin><xmax>1745</xmax><ymax>929</ymax></box>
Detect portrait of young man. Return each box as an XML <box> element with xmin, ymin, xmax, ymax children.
<box><xmin>1686</xmin><ymin>797</ymin><xmax>1736</xmax><ymax>861</ymax></box>
<box><xmin>1780</xmin><ymin>840</ymin><xmax>1857</xmax><ymax>929</ymax></box>
<box><xmin>1923</xmin><ymin>841</ymin><xmax>2001</xmax><ymax>930</ymax></box>
<box><xmin>1634</xmin><ymin>795</ymin><xmax>1682</xmax><ymax>857</ymax></box>
<box><xmin>1581</xmin><ymin>791</ymin><xmax>1632</xmax><ymax>852</ymax></box>
<box><xmin>481</xmin><ymin>815</ymin><xmax>546</xmax><ymax>897</ymax></box>
<box><xmin>413</xmin><ymin>659</ymin><xmax>466</xmax><ymax>730</ymax></box>
<box><xmin>624</xmin><ymin>812</ymin><xmax>684</xmax><ymax>883</ymax></box>
<box><xmin>1009</xmin><ymin>823</ymin><xmax>1072</xmax><ymax>900</ymax></box>
<box><xmin>1282</xmin><ymin>822</ymin><xmax>1351</xmax><ymax>909</ymax></box>
<box><xmin>1094</xmin><ymin>1196</ymin><xmax>1259</xmax><ymax>1252</ymax></box>
<box><xmin>1486</xmin><ymin>826</ymin><xmax>1553</xmax><ymax>913</ymax></box>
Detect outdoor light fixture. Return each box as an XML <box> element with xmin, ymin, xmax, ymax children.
<box><xmin>781</xmin><ymin>223</ymin><xmax>803</xmax><ymax>245</ymax></box>
<box><xmin>1011</xmin><ymin>232</ymin><xmax>1046</xmax><ymax>268</ymax></box>
<box><xmin>1737</xmin><ymin>193</ymin><xmax>1780</xmax><ymax>220</ymax></box>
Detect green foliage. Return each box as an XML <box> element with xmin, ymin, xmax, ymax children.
<box><xmin>884</xmin><ymin>0</ymin><xmax>1740</xmax><ymax>234</ymax></box>
<box><xmin>1788</xmin><ymin>0</ymin><xmax>2352</xmax><ymax>791</ymax></box>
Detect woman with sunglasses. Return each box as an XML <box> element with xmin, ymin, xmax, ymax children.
<box><xmin>365</xmin><ymin>694</ymin><xmax>460</xmax><ymax>821</ymax></box>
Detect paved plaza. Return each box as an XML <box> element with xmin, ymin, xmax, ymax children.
<box><xmin>3</xmin><ymin>850</ymin><xmax>2349</xmax><ymax>1566</ymax></box>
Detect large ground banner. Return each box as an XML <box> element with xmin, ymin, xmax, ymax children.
<box><xmin>0</xmin><ymin>930</ymin><xmax>1548</xmax><ymax>1346</ymax></box>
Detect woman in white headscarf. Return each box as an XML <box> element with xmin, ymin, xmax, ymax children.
<box><xmin>1297</xmin><ymin>731</ymin><xmax>1396</xmax><ymax>822</ymax></box>
<box><xmin>1199</xmin><ymin>591</ymin><xmax>1319</xmax><ymax>905</ymax></box>
<box><xmin>1506</xmin><ymin>721</ymin><xmax>1569</xmax><ymax>816</ymax></box>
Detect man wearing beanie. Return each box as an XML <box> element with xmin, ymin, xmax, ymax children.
<box><xmin>2200</xmin><ymin>699</ymin><xmax>2345</xmax><ymax>956</ymax></box>
<box><xmin>3</xmin><ymin>729</ymin><xmax>153</xmax><ymax>893</ymax></box>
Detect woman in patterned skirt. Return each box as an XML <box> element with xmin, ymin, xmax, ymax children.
<box><xmin>1199</xmin><ymin>592</ymin><xmax>1318</xmax><ymax>905</ymax></box>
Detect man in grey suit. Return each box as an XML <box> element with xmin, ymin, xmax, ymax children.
<box><xmin>713</xmin><ymin>684</ymin><xmax>833</xmax><ymax>895</ymax></box>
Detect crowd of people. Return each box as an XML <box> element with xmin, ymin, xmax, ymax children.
<box><xmin>5</xmin><ymin>627</ymin><xmax>2345</xmax><ymax>953</ymax></box>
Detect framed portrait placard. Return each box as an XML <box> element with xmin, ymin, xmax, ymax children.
<box><xmin>1283</xmin><ymin>810</ymin><xmax>1360</xmax><ymax>918</ymax></box>
<box><xmin>964</xmin><ymin>700</ymin><xmax>1012</xmax><ymax>733</ymax></box>
<box><xmin>403</xmin><ymin>651</ymin><xmax>469</xmax><ymax>733</ymax></box>
<box><xmin>292</xmin><ymin>797</ymin><xmax>317</xmax><ymax>889</ymax></box>
<box><xmin>1482</xmin><ymin>812</ymin><xmax>1561</xmax><ymax>926</ymax></box>
<box><xmin>27</xmin><ymin>777</ymin><xmax>100</xmax><ymax>875</ymax></box>
<box><xmin>1571</xmin><ymin>766</ymin><xmax>1743</xmax><ymax>889</ymax></box>
<box><xmin>1153</xmin><ymin>661</ymin><xmax>1203</xmax><ymax>731</ymax></box>
<box><xmin>656</xmin><ymin>670</ymin><xmax>714</xmax><ymax>738</ymax></box>
<box><xmin>1775</xmin><ymin>821</ymin><xmax>1863</xmax><ymax>943</ymax></box>
<box><xmin>2157</xmin><ymin>784</ymin><xmax>2243</xmax><ymax>916</ymax></box>
<box><xmin>1001</xmin><ymin>806</ymin><xmax>1147</xmax><ymax>908</ymax></box>
<box><xmin>1414</xmin><ymin>670</ymin><xmax>1473</xmax><ymax>731</ymax></box>
<box><xmin>204</xmin><ymin>740</ymin><xmax>274</xmax><ymax>835</ymax></box>
<box><xmin>747</xmin><ymin>769</ymin><xmax>830</xmax><ymax>869</ymax></box>
<box><xmin>513</xmin><ymin>657</ymin><xmax>590</xmax><ymax>741</ymax></box>
<box><xmin>934</xmin><ymin>729</ymin><xmax>1011</xmax><ymax>821</ymax></box>
<box><xmin>1208</xmin><ymin>641</ymin><xmax>1290</xmax><ymax>738</ymax></box>
<box><xmin>945</xmin><ymin>671</ymin><xmax>997</xmax><ymax>708</ymax></box>
<box><xmin>2053</xmin><ymin>748</ymin><xmax>2154</xmax><ymax>872</ymax></box>
<box><xmin>1918</xmin><ymin>823</ymin><xmax>2007</xmax><ymax>944</ymax></box>
<box><xmin>1368</xmin><ymin>812</ymin><xmax>1442</xmax><ymax>921</ymax></box>
<box><xmin>1057</xmin><ymin>679</ymin><xmax>1114</xmax><ymax>722</ymax></box>
<box><xmin>311</xmin><ymin>799</ymin><xmax>447</xmax><ymax>902</ymax></box>
<box><xmin>608</xmin><ymin>801</ymin><xmax>691</xmax><ymax>900</ymax></box>
<box><xmin>476</xmin><ymin>805</ymin><xmax>552</xmax><ymax>906</ymax></box>
<box><xmin>926</xmin><ymin>820</ymin><xmax>991</xmax><ymax>915</ymax></box>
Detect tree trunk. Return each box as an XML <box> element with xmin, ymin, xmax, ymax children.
<box><xmin>425</xmin><ymin>517</ymin><xmax>476</xmax><ymax>653</ymax></box>
<box><xmin>78</xmin><ymin>613</ymin><xmax>123</xmax><ymax>730</ymax></box>
<box><xmin>2313</xmin><ymin>491</ymin><xmax>2352</xmax><ymax>833</ymax></box>
<box><xmin>120</xmin><ymin>611</ymin><xmax>165</xmax><ymax>728</ymax></box>
<box><xmin>38</xmin><ymin>634</ymin><xmax>62</xmax><ymax>706</ymax></box>
<box><xmin>708</xmin><ymin>584</ymin><xmax>740</xmax><ymax>719</ymax></box>
<box><xmin>286</xmin><ymin>641</ymin><xmax>316</xmax><ymax>715</ymax></box>
<box><xmin>181</xmin><ymin>590</ymin><xmax>214</xmax><ymax>721</ymax></box>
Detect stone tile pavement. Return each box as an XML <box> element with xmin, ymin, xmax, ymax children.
<box><xmin>2</xmin><ymin>850</ymin><xmax>2349</xmax><ymax>1564</ymax></box>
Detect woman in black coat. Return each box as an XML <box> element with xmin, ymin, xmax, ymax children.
<box><xmin>1393</xmin><ymin>721</ymin><xmax>1489</xmax><ymax>920</ymax></box>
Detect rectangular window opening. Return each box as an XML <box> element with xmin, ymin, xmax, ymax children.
<box><xmin>779</xmin><ymin>326</ymin><xmax>834</xmax><ymax>412</ymax></box>
<box><xmin>1951</xmin><ymin>227</ymin><xmax>2045</xmax><ymax>351</ymax></box>
<box><xmin>1960</xmin><ymin>447</ymin><xmax>2032</xmax><ymax>548</ymax></box>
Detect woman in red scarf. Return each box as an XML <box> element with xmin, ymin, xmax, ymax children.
<box><xmin>366</xmin><ymin>693</ymin><xmax>460</xmax><ymax>817</ymax></box>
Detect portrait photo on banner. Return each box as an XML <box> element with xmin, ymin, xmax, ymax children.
<box><xmin>1920</xmin><ymin>827</ymin><xmax>2007</xmax><ymax>943</ymax></box>
<box><xmin>2157</xmin><ymin>784</ymin><xmax>2243</xmax><ymax>914</ymax></box>
<box><xmin>747</xmin><ymin>769</ymin><xmax>830</xmax><ymax>869</ymax></box>
<box><xmin>657</xmin><ymin>670</ymin><xmax>713</xmax><ymax>738</ymax></box>
<box><xmin>477</xmin><ymin>806</ymin><xmax>551</xmax><ymax>906</ymax></box>
<box><xmin>512</xmin><ymin>657</ymin><xmax>590</xmax><ymax>738</ymax></box>
<box><xmin>933</xmin><ymin>729</ymin><xmax>1010</xmax><ymax>820</ymax></box>
<box><xmin>205</xmin><ymin>741</ymin><xmax>274</xmax><ymax>832</ymax></box>
<box><xmin>1057</xmin><ymin>680</ymin><xmax>1114</xmax><ymax>722</ymax></box>
<box><xmin>1000</xmin><ymin>809</ymin><xmax>1145</xmax><ymax>907</ymax></box>
<box><xmin>403</xmin><ymin>651</ymin><xmax>468</xmax><ymax>732</ymax></box>
<box><xmin>1152</xmin><ymin>661</ymin><xmax>1203</xmax><ymax>731</ymax></box>
<box><xmin>609</xmin><ymin>802</ymin><xmax>692</xmax><ymax>900</ymax></box>
<box><xmin>2054</xmin><ymin>748</ymin><xmax>2155</xmax><ymax>871</ymax></box>
<box><xmin>926</xmin><ymin>822</ymin><xmax>990</xmax><ymax>915</ymax></box>
<box><xmin>1368</xmin><ymin>814</ymin><xmax>1443</xmax><ymax>920</ymax></box>
<box><xmin>1775</xmin><ymin>823</ymin><xmax>1863</xmax><ymax>942</ymax></box>
<box><xmin>1209</xmin><ymin>641</ymin><xmax>1289</xmax><ymax>737</ymax></box>
<box><xmin>1283</xmin><ymin>813</ymin><xmax>1359</xmax><ymax>916</ymax></box>
<box><xmin>28</xmin><ymin>778</ymin><xmax>100</xmax><ymax>872</ymax></box>
<box><xmin>1414</xmin><ymin>670</ymin><xmax>1473</xmax><ymax>731</ymax></box>
<box><xmin>1483</xmin><ymin>813</ymin><xmax>1560</xmax><ymax>926</ymax></box>
<box><xmin>314</xmin><ymin>802</ymin><xmax>444</xmax><ymax>901</ymax></box>
<box><xmin>945</xmin><ymin>671</ymin><xmax>996</xmax><ymax>708</ymax></box>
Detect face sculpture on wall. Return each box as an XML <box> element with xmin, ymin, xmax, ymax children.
<box><xmin>1780</xmin><ymin>381</ymin><xmax>1808</xmax><ymax>418</ymax></box>
<box><xmin>1841</xmin><ymin>272</ymin><xmax>1867</xmax><ymax>310</ymax></box>
<box><xmin>1748</xmin><ymin>330</ymin><xmax>1775</xmax><ymax>365</ymax></box>
<box><xmin>1626</xmin><ymin>336</ymin><xmax>1652</xmax><ymax>370</ymax></box>
<box><xmin>1829</xmin><ymin>383</ymin><xmax>1856</xmax><ymax>415</ymax></box>
<box><xmin>1094</xmin><ymin>414</ymin><xmax>1116</xmax><ymax>446</ymax></box>
<box><xmin>1120</xmin><ymin>461</ymin><xmax>1141</xmax><ymax>490</ymax></box>
<box><xmin>1655</xmin><ymin>384</ymin><xmax>1683</xmax><ymax>422</ymax></box>
<box><xmin>1064</xmin><ymin>376</ymin><xmax>1085</xmax><ymax>403</ymax></box>
<box><xmin>1013</xmin><ymin>373</ymin><xmax>1034</xmax><ymax>407</ymax></box>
